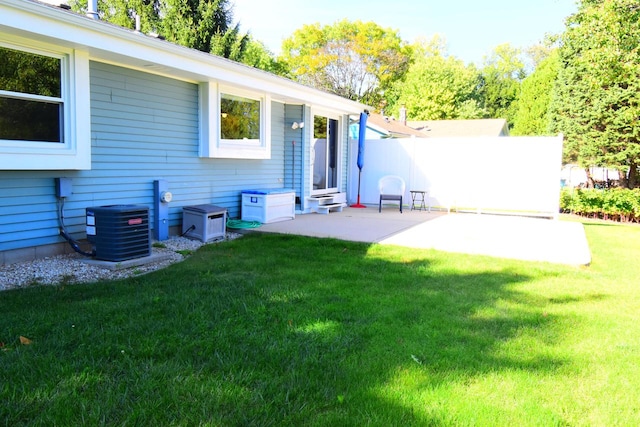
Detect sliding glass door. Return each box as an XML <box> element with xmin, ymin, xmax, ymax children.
<box><xmin>312</xmin><ymin>114</ymin><xmax>339</xmax><ymax>194</ymax></box>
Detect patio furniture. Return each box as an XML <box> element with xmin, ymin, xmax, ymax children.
<box><xmin>378</xmin><ymin>175</ymin><xmax>405</xmax><ymax>213</ymax></box>
<box><xmin>410</xmin><ymin>190</ymin><xmax>430</xmax><ymax>212</ymax></box>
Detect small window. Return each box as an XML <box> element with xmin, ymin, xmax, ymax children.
<box><xmin>220</xmin><ymin>93</ymin><xmax>260</xmax><ymax>142</ymax></box>
<box><xmin>199</xmin><ymin>83</ymin><xmax>271</xmax><ymax>159</ymax></box>
<box><xmin>0</xmin><ymin>46</ymin><xmax>63</xmax><ymax>143</ymax></box>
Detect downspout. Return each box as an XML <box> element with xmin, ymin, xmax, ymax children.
<box><xmin>300</xmin><ymin>106</ymin><xmax>308</xmax><ymax>212</ymax></box>
<box><xmin>86</xmin><ymin>0</ymin><xmax>99</xmax><ymax>19</ymax></box>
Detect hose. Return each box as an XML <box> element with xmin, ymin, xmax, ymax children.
<box><xmin>226</xmin><ymin>219</ymin><xmax>262</xmax><ymax>229</ymax></box>
<box><xmin>60</xmin><ymin>228</ymin><xmax>95</xmax><ymax>257</ymax></box>
<box><xmin>180</xmin><ymin>224</ymin><xmax>196</xmax><ymax>237</ymax></box>
<box><xmin>58</xmin><ymin>198</ymin><xmax>95</xmax><ymax>257</ymax></box>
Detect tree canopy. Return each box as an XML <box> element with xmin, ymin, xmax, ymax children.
<box><xmin>71</xmin><ymin>0</ymin><xmax>251</xmax><ymax>63</ymax></box>
<box><xmin>280</xmin><ymin>20</ymin><xmax>411</xmax><ymax>107</ymax></box>
<box><xmin>511</xmin><ymin>50</ymin><xmax>559</xmax><ymax>136</ymax></box>
<box><xmin>550</xmin><ymin>0</ymin><xmax>640</xmax><ymax>187</ymax></box>
<box><xmin>385</xmin><ymin>37</ymin><xmax>484</xmax><ymax>120</ymax></box>
<box><xmin>480</xmin><ymin>43</ymin><xmax>526</xmax><ymax>127</ymax></box>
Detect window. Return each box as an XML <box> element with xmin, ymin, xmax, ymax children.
<box><xmin>199</xmin><ymin>83</ymin><xmax>271</xmax><ymax>159</ymax></box>
<box><xmin>0</xmin><ymin>46</ymin><xmax>63</xmax><ymax>143</ymax></box>
<box><xmin>220</xmin><ymin>93</ymin><xmax>260</xmax><ymax>142</ymax></box>
<box><xmin>0</xmin><ymin>37</ymin><xmax>90</xmax><ymax>170</ymax></box>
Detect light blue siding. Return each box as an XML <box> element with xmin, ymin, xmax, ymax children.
<box><xmin>284</xmin><ymin>104</ymin><xmax>304</xmax><ymax>207</ymax></box>
<box><xmin>0</xmin><ymin>62</ymin><xmax>286</xmax><ymax>252</ymax></box>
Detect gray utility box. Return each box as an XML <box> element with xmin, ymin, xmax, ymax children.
<box><xmin>182</xmin><ymin>204</ymin><xmax>227</xmax><ymax>242</ymax></box>
<box><xmin>86</xmin><ymin>205</ymin><xmax>151</xmax><ymax>262</ymax></box>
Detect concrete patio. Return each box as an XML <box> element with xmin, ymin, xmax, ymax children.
<box><xmin>250</xmin><ymin>206</ymin><xmax>591</xmax><ymax>265</ymax></box>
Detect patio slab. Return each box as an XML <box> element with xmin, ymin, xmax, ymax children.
<box><xmin>250</xmin><ymin>206</ymin><xmax>591</xmax><ymax>265</ymax></box>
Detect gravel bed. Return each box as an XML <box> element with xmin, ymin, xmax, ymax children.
<box><xmin>0</xmin><ymin>233</ymin><xmax>242</xmax><ymax>292</ymax></box>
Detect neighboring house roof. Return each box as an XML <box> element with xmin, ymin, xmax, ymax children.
<box><xmin>407</xmin><ymin>119</ymin><xmax>510</xmax><ymax>138</ymax></box>
<box><xmin>365</xmin><ymin>113</ymin><xmax>427</xmax><ymax>138</ymax></box>
<box><xmin>3</xmin><ymin>0</ymin><xmax>367</xmax><ymax>116</ymax></box>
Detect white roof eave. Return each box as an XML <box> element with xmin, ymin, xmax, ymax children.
<box><xmin>0</xmin><ymin>0</ymin><xmax>368</xmax><ymax>115</ymax></box>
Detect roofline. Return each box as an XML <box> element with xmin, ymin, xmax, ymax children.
<box><xmin>1</xmin><ymin>0</ymin><xmax>369</xmax><ymax>115</ymax></box>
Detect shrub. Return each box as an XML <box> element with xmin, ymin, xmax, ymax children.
<box><xmin>559</xmin><ymin>188</ymin><xmax>640</xmax><ymax>222</ymax></box>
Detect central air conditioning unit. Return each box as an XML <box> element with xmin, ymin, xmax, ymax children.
<box><xmin>86</xmin><ymin>205</ymin><xmax>151</xmax><ymax>262</ymax></box>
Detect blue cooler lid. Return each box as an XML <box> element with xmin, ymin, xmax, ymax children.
<box><xmin>242</xmin><ymin>188</ymin><xmax>294</xmax><ymax>195</ymax></box>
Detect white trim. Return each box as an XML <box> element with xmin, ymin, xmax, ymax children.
<box><xmin>0</xmin><ymin>35</ymin><xmax>90</xmax><ymax>170</ymax></box>
<box><xmin>310</xmin><ymin>108</ymin><xmax>342</xmax><ymax>196</ymax></box>
<box><xmin>199</xmin><ymin>82</ymin><xmax>271</xmax><ymax>159</ymax></box>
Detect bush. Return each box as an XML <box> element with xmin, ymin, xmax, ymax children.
<box><xmin>560</xmin><ymin>188</ymin><xmax>640</xmax><ymax>222</ymax></box>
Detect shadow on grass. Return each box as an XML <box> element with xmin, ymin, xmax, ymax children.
<box><xmin>1</xmin><ymin>233</ymin><xmax>575</xmax><ymax>426</ymax></box>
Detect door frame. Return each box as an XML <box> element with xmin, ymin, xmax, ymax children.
<box><xmin>310</xmin><ymin>108</ymin><xmax>342</xmax><ymax>196</ymax></box>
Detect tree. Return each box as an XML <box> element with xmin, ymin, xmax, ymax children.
<box><xmin>511</xmin><ymin>50</ymin><xmax>560</xmax><ymax>136</ymax></box>
<box><xmin>71</xmin><ymin>0</ymin><xmax>249</xmax><ymax>62</ymax></box>
<box><xmin>550</xmin><ymin>0</ymin><xmax>640</xmax><ymax>188</ymax></box>
<box><xmin>523</xmin><ymin>34</ymin><xmax>560</xmax><ymax>72</ymax></box>
<box><xmin>241</xmin><ymin>39</ymin><xmax>290</xmax><ymax>77</ymax></box>
<box><xmin>280</xmin><ymin>20</ymin><xmax>411</xmax><ymax>107</ymax></box>
<box><xmin>385</xmin><ymin>37</ymin><xmax>484</xmax><ymax>120</ymax></box>
<box><xmin>480</xmin><ymin>43</ymin><xmax>526</xmax><ymax>126</ymax></box>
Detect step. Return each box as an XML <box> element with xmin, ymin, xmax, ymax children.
<box><xmin>316</xmin><ymin>203</ymin><xmax>344</xmax><ymax>214</ymax></box>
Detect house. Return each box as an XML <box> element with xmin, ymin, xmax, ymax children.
<box><xmin>350</xmin><ymin>114</ymin><xmax>510</xmax><ymax>140</ymax></box>
<box><xmin>407</xmin><ymin>119</ymin><xmax>510</xmax><ymax>137</ymax></box>
<box><xmin>349</xmin><ymin>113</ymin><xmax>427</xmax><ymax>139</ymax></box>
<box><xmin>0</xmin><ymin>0</ymin><xmax>367</xmax><ymax>264</ymax></box>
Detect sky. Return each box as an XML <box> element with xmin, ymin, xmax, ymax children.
<box><xmin>231</xmin><ymin>0</ymin><xmax>578</xmax><ymax>65</ymax></box>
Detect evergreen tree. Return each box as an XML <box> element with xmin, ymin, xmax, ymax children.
<box><xmin>550</xmin><ymin>0</ymin><xmax>640</xmax><ymax>187</ymax></box>
<box><xmin>71</xmin><ymin>0</ymin><xmax>249</xmax><ymax>63</ymax></box>
<box><xmin>511</xmin><ymin>51</ymin><xmax>559</xmax><ymax>136</ymax></box>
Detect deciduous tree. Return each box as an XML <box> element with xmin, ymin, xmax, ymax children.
<box><xmin>385</xmin><ymin>37</ymin><xmax>483</xmax><ymax>120</ymax></box>
<box><xmin>480</xmin><ymin>43</ymin><xmax>526</xmax><ymax>126</ymax></box>
<box><xmin>280</xmin><ymin>20</ymin><xmax>411</xmax><ymax>107</ymax></box>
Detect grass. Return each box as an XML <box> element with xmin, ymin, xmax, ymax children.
<box><xmin>1</xmin><ymin>220</ymin><xmax>640</xmax><ymax>426</ymax></box>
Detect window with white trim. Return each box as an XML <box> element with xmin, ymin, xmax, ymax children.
<box><xmin>199</xmin><ymin>83</ymin><xmax>271</xmax><ymax>159</ymax></box>
<box><xmin>0</xmin><ymin>37</ymin><xmax>90</xmax><ymax>170</ymax></box>
<box><xmin>0</xmin><ymin>45</ymin><xmax>63</xmax><ymax>143</ymax></box>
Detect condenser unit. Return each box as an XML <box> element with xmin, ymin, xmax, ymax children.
<box><xmin>86</xmin><ymin>205</ymin><xmax>151</xmax><ymax>262</ymax></box>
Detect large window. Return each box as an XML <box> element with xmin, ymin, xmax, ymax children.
<box><xmin>0</xmin><ymin>45</ymin><xmax>63</xmax><ymax>143</ymax></box>
<box><xmin>0</xmin><ymin>37</ymin><xmax>90</xmax><ymax>170</ymax></box>
<box><xmin>199</xmin><ymin>83</ymin><xmax>271</xmax><ymax>159</ymax></box>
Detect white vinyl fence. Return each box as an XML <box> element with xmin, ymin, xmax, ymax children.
<box><xmin>348</xmin><ymin>136</ymin><xmax>564</xmax><ymax>218</ymax></box>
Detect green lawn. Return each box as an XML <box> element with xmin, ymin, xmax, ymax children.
<box><xmin>2</xmin><ymin>220</ymin><xmax>639</xmax><ymax>426</ymax></box>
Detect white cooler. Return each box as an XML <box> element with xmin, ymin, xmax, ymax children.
<box><xmin>241</xmin><ymin>189</ymin><xmax>295</xmax><ymax>224</ymax></box>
